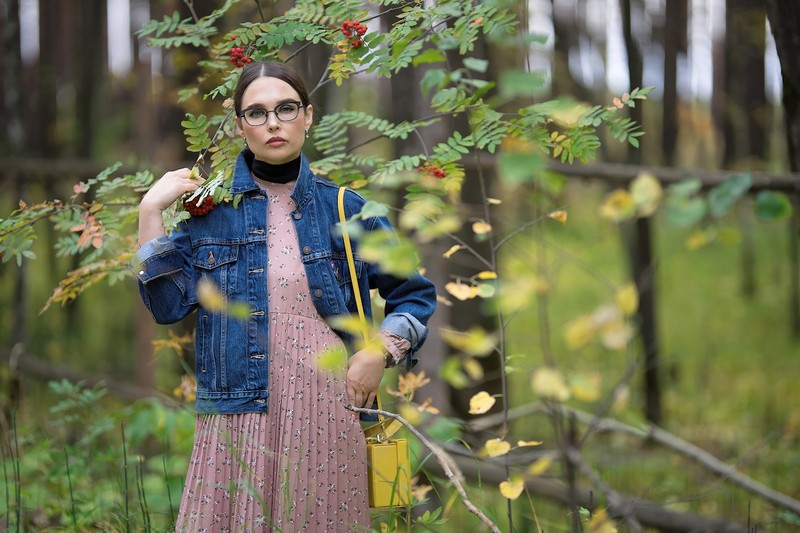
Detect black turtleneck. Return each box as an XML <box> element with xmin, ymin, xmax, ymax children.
<box><xmin>245</xmin><ymin>148</ymin><xmax>301</xmax><ymax>184</ymax></box>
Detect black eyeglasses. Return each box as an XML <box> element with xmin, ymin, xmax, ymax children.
<box><xmin>238</xmin><ymin>101</ymin><xmax>304</xmax><ymax>126</ymax></box>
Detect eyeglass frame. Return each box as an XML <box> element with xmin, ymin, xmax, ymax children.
<box><xmin>237</xmin><ymin>100</ymin><xmax>305</xmax><ymax>126</ymax></box>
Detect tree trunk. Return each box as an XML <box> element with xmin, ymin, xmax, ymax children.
<box><xmin>662</xmin><ymin>0</ymin><xmax>687</xmax><ymax>165</ymax></box>
<box><xmin>765</xmin><ymin>0</ymin><xmax>800</xmax><ymax>337</ymax></box>
<box><xmin>620</xmin><ymin>0</ymin><xmax>661</xmax><ymax>424</ymax></box>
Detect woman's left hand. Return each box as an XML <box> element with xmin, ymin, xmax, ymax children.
<box><xmin>346</xmin><ymin>348</ymin><xmax>385</xmax><ymax>409</ymax></box>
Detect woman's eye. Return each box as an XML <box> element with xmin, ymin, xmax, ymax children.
<box><xmin>277</xmin><ymin>104</ymin><xmax>295</xmax><ymax>114</ymax></box>
<box><xmin>248</xmin><ymin>109</ymin><xmax>266</xmax><ymax>118</ymax></box>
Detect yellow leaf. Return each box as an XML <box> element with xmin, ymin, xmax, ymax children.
<box><xmin>443</xmin><ymin>244</ymin><xmax>463</xmax><ymax>258</ymax></box>
<box><xmin>196</xmin><ymin>278</ymin><xmax>226</xmax><ymax>312</ymax></box>
<box><xmin>588</xmin><ymin>509</ymin><xmax>618</xmax><ymax>533</ymax></box>
<box><xmin>548</xmin><ymin>210</ymin><xmax>568</xmax><ymax>223</ymax></box>
<box><xmin>445</xmin><ymin>281</ymin><xmax>475</xmax><ymax>301</ymax></box>
<box><xmin>564</xmin><ymin>315</ymin><xmax>595</xmax><ymax>350</ymax></box>
<box><xmin>615</xmin><ymin>283</ymin><xmax>639</xmax><ymax>316</ymax></box>
<box><xmin>600</xmin><ymin>321</ymin><xmax>634</xmax><ymax>351</ymax></box>
<box><xmin>468</xmin><ymin>391</ymin><xmax>496</xmax><ymax>415</ymax></box>
<box><xmin>472</xmin><ymin>220</ymin><xmax>492</xmax><ymax>235</ymax></box>
<box><xmin>399</xmin><ymin>403</ymin><xmax>423</xmax><ymax>426</ymax></box>
<box><xmin>499</xmin><ymin>478</ymin><xmax>524</xmax><ymax>500</ymax></box>
<box><xmin>440</xmin><ymin>326</ymin><xmax>497</xmax><ymax>356</ymax></box>
<box><xmin>484</xmin><ymin>438</ymin><xmax>512</xmax><ymax>457</ymax></box>
<box><xmin>685</xmin><ymin>229</ymin><xmax>710</xmax><ymax>251</ymax></box>
<box><xmin>463</xmin><ymin>358</ymin><xmax>484</xmax><ymax>380</ymax></box>
<box><xmin>599</xmin><ymin>189</ymin><xmax>636</xmax><ymax>223</ymax></box>
<box><xmin>569</xmin><ymin>372</ymin><xmax>602</xmax><ymax>402</ymax></box>
<box><xmin>487</xmin><ymin>197</ymin><xmax>502</xmax><ymax>205</ymax></box>
<box><xmin>527</xmin><ymin>455</ymin><xmax>554</xmax><ymax>476</ymax></box>
<box><xmin>517</xmin><ymin>440</ymin><xmax>543</xmax><ymax>447</ymax></box>
<box><xmin>476</xmin><ymin>271</ymin><xmax>497</xmax><ymax>280</ymax></box>
<box><xmin>531</xmin><ymin>367</ymin><xmax>571</xmax><ymax>401</ymax></box>
<box><xmin>630</xmin><ymin>172</ymin><xmax>662</xmax><ymax>217</ymax></box>
<box><xmin>611</xmin><ymin>385</ymin><xmax>630</xmax><ymax>413</ymax></box>
<box><xmin>317</xmin><ymin>346</ymin><xmax>348</xmax><ymax>373</ymax></box>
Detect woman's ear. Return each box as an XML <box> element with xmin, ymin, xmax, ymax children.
<box><xmin>235</xmin><ymin>116</ymin><xmax>245</xmax><ymax>138</ymax></box>
<box><xmin>304</xmin><ymin>104</ymin><xmax>314</xmax><ymax>130</ymax></box>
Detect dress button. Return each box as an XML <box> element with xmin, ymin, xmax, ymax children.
<box><xmin>314</xmin><ymin>289</ymin><xmax>323</xmax><ymax>298</ymax></box>
<box><xmin>303</xmin><ymin>246</ymin><xmax>311</xmax><ymax>255</ymax></box>
<box><xmin>292</xmin><ymin>212</ymin><xmax>302</xmax><ymax>220</ymax></box>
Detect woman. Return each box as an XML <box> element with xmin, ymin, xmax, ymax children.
<box><xmin>133</xmin><ymin>61</ymin><xmax>436</xmax><ymax>531</ymax></box>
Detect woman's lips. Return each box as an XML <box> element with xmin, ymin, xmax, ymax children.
<box><xmin>266</xmin><ymin>137</ymin><xmax>287</xmax><ymax>146</ymax></box>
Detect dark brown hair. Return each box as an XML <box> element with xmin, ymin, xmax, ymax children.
<box><xmin>233</xmin><ymin>61</ymin><xmax>312</xmax><ymax>115</ymax></box>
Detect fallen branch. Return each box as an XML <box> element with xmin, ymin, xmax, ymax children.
<box><xmin>1</xmin><ymin>345</ymin><xmax>177</xmax><ymax>406</ymax></box>
<box><xmin>429</xmin><ymin>444</ymin><xmax>746</xmax><ymax>533</ymax></box>
<box><xmin>469</xmin><ymin>402</ymin><xmax>800</xmax><ymax>516</ymax></box>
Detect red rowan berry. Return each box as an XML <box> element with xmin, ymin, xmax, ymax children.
<box><xmin>184</xmin><ymin>196</ymin><xmax>216</xmax><ymax>217</ymax></box>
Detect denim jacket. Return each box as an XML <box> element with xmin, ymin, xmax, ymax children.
<box><xmin>132</xmin><ymin>151</ymin><xmax>436</xmax><ymax>414</ymax></box>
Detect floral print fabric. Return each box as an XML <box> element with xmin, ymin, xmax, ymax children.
<box><xmin>175</xmin><ymin>180</ymin><xmax>370</xmax><ymax>532</ymax></box>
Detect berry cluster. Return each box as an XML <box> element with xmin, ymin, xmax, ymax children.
<box><xmin>340</xmin><ymin>20</ymin><xmax>367</xmax><ymax>48</ymax></box>
<box><xmin>184</xmin><ymin>196</ymin><xmax>216</xmax><ymax>217</ymax></box>
<box><xmin>229</xmin><ymin>44</ymin><xmax>252</xmax><ymax>68</ymax></box>
<box><xmin>418</xmin><ymin>163</ymin><xmax>446</xmax><ymax>179</ymax></box>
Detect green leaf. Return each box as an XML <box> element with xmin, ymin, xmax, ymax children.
<box><xmin>755</xmin><ymin>190</ymin><xmax>793</xmax><ymax>221</ymax></box>
<box><xmin>420</xmin><ymin>68</ymin><xmax>446</xmax><ymax>97</ymax></box>
<box><xmin>463</xmin><ymin>57</ymin><xmax>489</xmax><ymax>73</ymax></box>
<box><xmin>359</xmin><ymin>201</ymin><xmax>390</xmax><ymax>219</ymax></box>
<box><xmin>665</xmin><ymin>195</ymin><xmax>708</xmax><ymax>227</ymax></box>
<box><xmin>670</xmin><ymin>178</ymin><xmax>703</xmax><ymax>197</ymax></box>
<box><xmin>412</xmin><ymin>48</ymin><xmax>446</xmax><ymax>66</ymax></box>
<box><xmin>498</xmin><ymin>151</ymin><xmax>545</xmax><ymax>185</ymax></box>
<box><xmin>708</xmin><ymin>173</ymin><xmax>752</xmax><ymax>218</ymax></box>
<box><xmin>499</xmin><ymin>69</ymin><xmax>547</xmax><ymax>99</ymax></box>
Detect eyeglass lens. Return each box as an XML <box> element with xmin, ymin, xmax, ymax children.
<box><xmin>242</xmin><ymin>102</ymin><xmax>301</xmax><ymax>126</ymax></box>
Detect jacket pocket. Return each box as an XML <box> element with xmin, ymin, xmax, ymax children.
<box><xmin>192</xmin><ymin>243</ymin><xmax>239</xmax><ymax>295</ymax></box>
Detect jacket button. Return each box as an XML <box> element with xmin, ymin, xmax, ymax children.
<box><xmin>314</xmin><ymin>289</ymin><xmax>323</xmax><ymax>298</ymax></box>
<box><xmin>292</xmin><ymin>212</ymin><xmax>302</xmax><ymax>220</ymax></box>
<box><xmin>302</xmin><ymin>246</ymin><xmax>311</xmax><ymax>255</ymax></box>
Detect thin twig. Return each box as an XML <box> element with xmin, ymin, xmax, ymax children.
<box><xmin>182</xmin><ymin>0</ymin><xmax>199</xmax><ymax>22</ymax></box>
<box><xmin>564</xmin><ymin>445</ymin><xmax>643</xmax><ymax>532</ymax></box>
<box><xmin>253</xmin><ymin>0</ymin><xmax>266</xmax><ymax>22</ymax></box>
<box><xmin>64</xmin><ymin>447</ymin><xmax>78</xmax><ymax>532</ymax></box>
<box><xmin>346</xmin><ymin>404</ymin><xmax>502</xmax><ymax>533</ymax></box>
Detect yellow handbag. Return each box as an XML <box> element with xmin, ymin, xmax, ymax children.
<box><xmin>338</xmin><ymin>187</ymin><xmax>412</xmax><ymax>508</ymax></box>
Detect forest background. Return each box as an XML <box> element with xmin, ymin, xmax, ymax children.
<box><xmin>1</xmin><ymin>0</ymin><xmax>800</xmax><ymax>531</ymax></box>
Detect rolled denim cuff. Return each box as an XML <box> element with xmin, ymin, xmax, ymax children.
<box><xmin>130</xmin><ymin>235</ymin><xmax>183</xmax><ymax>283</ymax></box>
<box><xmin>379</xmin><ymin>312</ymin><xmax>428</xmax><ymax>352</ymax></box>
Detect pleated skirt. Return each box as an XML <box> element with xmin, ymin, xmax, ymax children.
<box><xmin>173</xmin><ymin>311</ymin><xmax>371</xmax><ymax>532</ymax></box>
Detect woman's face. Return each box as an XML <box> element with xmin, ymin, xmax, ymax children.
<box><xmin>235</xmin><ymin>76</ymin><xmax>313</xmax><ymax>165</ymax></box>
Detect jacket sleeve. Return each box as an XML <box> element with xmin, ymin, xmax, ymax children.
<box><xmin>364</xmin><ymin>215</ymin><xmax>437</xmax><ymax>359</ymax></box>
<box><xmin>130</xmin><ymin>225</ymin><xmax>198</xmax><ymax>324</ymax></box>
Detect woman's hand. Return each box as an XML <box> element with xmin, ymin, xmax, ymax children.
<box><xmin>141</xmin><ymin>168</ymin><xmax>200</xmax><ymax>212</ymax></box>
<box><xmin>138</xmin><ymin>168</ymin><xmax>201</xmax><ymax>246</ymax></box>
<box><xmin>346</xmin><ymin>348</ymin><xmax>385</xmax><ymax>409</ymax></box>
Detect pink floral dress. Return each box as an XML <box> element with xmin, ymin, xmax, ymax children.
<box><xmin>174</xmin><ymin>180</ymin><xmax>371</xmax><ymax>532</ymax></box>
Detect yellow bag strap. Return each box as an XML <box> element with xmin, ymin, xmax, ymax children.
<box><xmin>337</xmin><ymin>187</ymin><xmax>383</xmax><ymax>413</ymax></box>
<box><xmin>337</xmin><ymin>186</ymin><xmax>370</xmax><ymax>346</ymax></box>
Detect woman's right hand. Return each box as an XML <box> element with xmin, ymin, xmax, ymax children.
<box><xmin>138</xmin><ymin>168</ymin><xmax>201</xmax><ymax>246</ymax></box>
<box><xmin>140</xmin><ymin>168</ymin><xmax>200</xmax><ymax>212</ymax></box>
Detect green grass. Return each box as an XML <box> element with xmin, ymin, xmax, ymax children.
<box><xmin>493</xmin><ymin>180</ymin><xmax>800</xmax><ymax>530</ymax></box>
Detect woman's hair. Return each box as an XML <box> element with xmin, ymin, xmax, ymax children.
<box><xmin>233</xmin><ymin>61</ymin><xmax>312</xmax><ymax>115</ymax></box>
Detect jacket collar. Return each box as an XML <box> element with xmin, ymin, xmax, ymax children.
<box><xmin>229</xmin><ymin>149</ymin><xmax>315</xmax><ymax>209</ymax></box>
